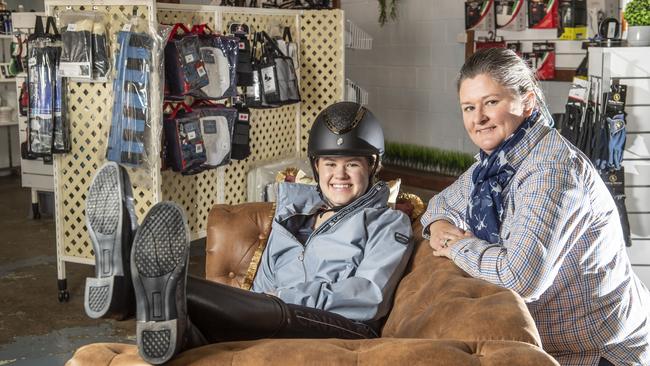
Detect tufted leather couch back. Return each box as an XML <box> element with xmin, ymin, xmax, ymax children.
<box><xmin>205</xmin><ymin>202</ymin><xmax>274</xmax><ymax>287</ymax></box>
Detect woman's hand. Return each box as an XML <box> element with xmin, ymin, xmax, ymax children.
<box><xmin>428</xmin><ymin>220</ymin><xmax>472</xmax><ymax>258</ymax></box>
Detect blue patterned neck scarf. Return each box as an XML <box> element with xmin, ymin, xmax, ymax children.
<box><xmin>466</xmin><ymin>110</ymin><xmax>539</xmax><ymax>243</ymax></box>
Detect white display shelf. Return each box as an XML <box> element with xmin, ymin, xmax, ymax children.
<box><xmin>0</xmin><ymin>120</ymin><xmax>17</xmax><ymax>127</ymax></box>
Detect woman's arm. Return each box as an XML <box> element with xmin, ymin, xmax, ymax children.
<box><xmin>275</xmin><ymin>210</ymin><xmax>413</xmax><ymax>321</ymax></box>
<box><xmin>420</xmin><ymin>163</ymin><xmax>476</xmax><ymax>239</ymax></box>
<box><xmin>448</xmin><ymin>160</ymin><xmax>590</xmax><ymax>301</ymax></box>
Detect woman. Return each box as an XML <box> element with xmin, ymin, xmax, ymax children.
<box><xmin>83</xmin><ymin>102</ymin><xmax>413</xmax><ymax>364</ymax></box>
<box><xmin>421</xmin><ymin>48</ymin><xmax>650</xmax><ymax>365</ymax></box>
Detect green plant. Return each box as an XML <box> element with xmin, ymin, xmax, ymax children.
<box><xmin>383</xmin><ymin>141</ymin><xmax>475</xmax><ymax>176</ymax></box>
<box><xmin>378</xmin><ymin>0</ymin><xmax>399</xmax><ymax>26</ymax></box>
<box><xmin>625</xmin><ymin>0</ymin><xmax>650</xmax><ymax>26</ymax></box>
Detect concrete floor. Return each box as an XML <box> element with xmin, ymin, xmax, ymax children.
<box><xmin>0</xmin><ymin>174</ymin><xmax>206</xmax><ymax>366</ymax></box>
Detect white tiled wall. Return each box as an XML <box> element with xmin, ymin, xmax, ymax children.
<box><xmin>342</xmin><ymin>0</ymin><xmax>571</xmax><ymax>154</ymax></box>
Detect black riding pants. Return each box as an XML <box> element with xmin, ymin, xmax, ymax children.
<box><xmin>184</xmin><ymin>275</ymin><xmax>378</xmax><ymax>348</ymax></box>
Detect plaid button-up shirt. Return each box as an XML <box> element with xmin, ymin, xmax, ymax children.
<box><xmin>421</xmin><ymin>120</ymin><xmax>650</xmax><ymax>365</ymax></box>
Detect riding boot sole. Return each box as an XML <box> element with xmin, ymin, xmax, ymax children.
<box><xmin>84</xmin><ymin>162</ymin><xmax>133</xmax><ymax>319</ymax></box>
<box><xmin>132</xmin><ymin>201</ymin><xmax>189</xmax><ymax>365</ymax></box>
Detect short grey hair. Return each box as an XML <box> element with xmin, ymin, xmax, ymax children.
<box><xmin>457</xmin><ymin>48</ymin><xmax>548</xmax><ymax>112</ymax></box>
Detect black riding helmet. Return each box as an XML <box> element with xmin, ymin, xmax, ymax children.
<box><xmin>307</xmin><ymin>102</ymin><xmax>384</xmax><ymax>187</ymax></box>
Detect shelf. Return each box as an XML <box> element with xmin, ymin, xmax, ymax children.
<box><xmin>0</xmin><ymin>78</ymin><xmax>16</xmax><ymax>83</ymax></box>
<box><xmin>463</xmin><ymin>29</ymin><xmax>585</xmax><ymax>79</ymax></box>
<box><xmin>378</xmin><ymin>164</ymin><xmax>458</xmax><ymax>193</ymax></box>
<box><xmin>0</xmin><ymin>34</ymin><xmax>13</xmax><ymax>39</ymax></box>
<box><xmin>0</xmin><ymin>120</ymin><xmax>18</xmax><ymax>127</ymax></box>
<box><xmin>550</xmin><ymin>69</ymin><xmax>576</xmax><ymax>82</ymax></box>
<box><xmin>345</xmin><ymin>20</ymin><xmax>372</xmax><ymax>50</ymax></box>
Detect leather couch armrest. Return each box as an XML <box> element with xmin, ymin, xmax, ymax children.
<box><xmin>382</xmin><ymin>222</ymin><xmax>543</xmax><ymax>347</ymax></box>
<box><xmin>205</xmin><ymin>202</ymin><xmax>274</xmax><ymax>288</ymax></box>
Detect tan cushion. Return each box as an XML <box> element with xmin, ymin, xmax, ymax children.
<box><xmin>68</xmin><ymin>339</ymin><xmax>558</xmax><ymax>366</ymax></box>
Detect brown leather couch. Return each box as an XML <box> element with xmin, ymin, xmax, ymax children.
<box><xmin>67</xmin><ymin>202</ymin><xmax>559</xmax><ymax>365</ymax></box>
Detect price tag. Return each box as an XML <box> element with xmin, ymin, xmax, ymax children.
<box><xmin>122</xmin><ymin>23</ymin><xmax>132</xmax><ymax>32</ymax></box>
<box><xmin>66</xmin><ymin>23</ymin><xmax>77</xmax><ymax>31</ymax></box>
<box><xmin>188</xmin><ymin>131</ymin><xmax>196</xmax><ymax>140</ymax></box>
<box><xmin>196</xmin><ymin>144</ymin><xmax>203</xmax><ymax>153</ymax></box>
<box><xmin>185</xmin><ymin>54</ymin><xmax>195</xmax><ymax>63</ymax></box>
<box><xmin>261</xmin><ymin>66</ymin><xmax>276</xmax><ymax>93</ymax></box>
<box><xmin>238</xmin><ymin>113</ymin><xmax>249</xmax><ymax>121</ymax></box>
<box><xmin>197</xmin><ymin>65</ymin><xmax>206</xmax><ymax>77</ymax></box>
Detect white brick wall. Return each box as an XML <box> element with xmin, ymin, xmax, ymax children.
<box><xmin>342</xmin><ymin>0</ymin><xmax>571</xmax><ymax>154</ymax></box>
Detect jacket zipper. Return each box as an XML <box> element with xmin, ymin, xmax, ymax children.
<box><xmin>278</xmin><ymin>211</ymin><xmax>317</xmax><ymax>283</ymax></box>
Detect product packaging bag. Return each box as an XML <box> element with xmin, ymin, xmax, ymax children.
<box><xmin>26</xmin><ymin>15</ymin><xmax>68</xmax><ymax>158</ymax></box>
<box><xmin>164</xmin><ymin>23</ymin><xmax>209</xmax><ymax>98</ymax></box>
<box><xmin>106</xmin><ymin>29</ymin><xmax>154</xmax><ymax>167</ymax></box>
<box><xmin>163</xmin><ymin>103</ymin><xmax>208</xmax><ymax>175</ymax></box>
<box><xmin>191</xmin><ymin>24</ymin><xmax>239</xmax><ymax>100</ymax></box>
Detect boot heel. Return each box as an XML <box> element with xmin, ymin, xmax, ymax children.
<box><xmin>84</xmin><ymin>276</ymin><xmax>114</xmax><ymax>318</ymax></box>
<box><xmin>137</xmin><ymin>319</ymin><xmax>180</xmax><ymax>365</ymax></box>
<box><xmin>84</xmin><ymin>275</ymin><xmax>133</xmax><ymax>320</ymax></box>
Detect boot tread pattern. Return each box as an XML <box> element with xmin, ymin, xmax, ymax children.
<box><xmin>134</xmin><ymin>202</ymin><xmax>188</xmax><ymax>364</ymax></box>
<box><xmin>134</xmin><ymin>204</ymin><xmax>186</xmax><ymax>278</ymax></box>
<box><xmin>142</xmin><ymin>330</ymin><xmax>171</xmax><ymax>358</ymax></box>
<box><xmin>86</xmin><ymin>164</ymin><xmax>120</xmax><ymax>235</ymax></box>
<box><xmin>87</xmin><ymin>285</ymin><xmax>109</xmax><ymax>312</ymax></box>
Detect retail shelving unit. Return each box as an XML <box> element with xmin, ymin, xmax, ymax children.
<box><xmin>11</xmin><ymin>11</ymin><xmax>52</xmax><ymax>219</ymax></box>
<box><xmin>43</xmin><ymin>0</ymin><xmax>344</xmax><ymax>301</ymax></box>
<box><xmin>344</xmin><ymin>20</ymin><xmax>369</xmax><ymax>105</ymax></box>
<box><xmin>0</xmin><ymin>31</ymin><xmax>19</xmax><ymax>176</ymax></box>
<box><xmin>588</xmin><ymin>46</ymin><xmax>650</xmax><ymax>287</ymax></box>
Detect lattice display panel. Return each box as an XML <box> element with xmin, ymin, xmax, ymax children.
<box><xmin>160</xmin><ymin>169</ymin><xmax>220</xmax><ymax>240</ymax></box>
<box><xmin>156</xmin><ymin>8</ymin><xmax>301</xmax><ymax>234</ymax></box>
<box><xmin>219</xmin><ymin>11</ymin><xmax>300</xmax><ymax>205</ymax></box>
<box><xmin>157</xmin><ymin>7</ymin><xmax>219</xmax><ymax>240</ymax></box>
<box><xmin>223</xmin><ymin>104</ymin><xmax>299</xmax><ymax>205</ymax></box>
<box><xmin>52</xmin><ymin>4</ymin><xmax>157</xmax><ymax>259</ymax></box>
<box><xmin>53</xmin><ymin>5</ymin><xmax>343</xmax><ymax>258</ymax></box>
<box><xmin>299</xmin><ymin>10</ymin><xmax>344</xmax><ymax>155</ymax></box>
<box><xmin>221</xmin><ymin>11</ymin><xmax>298</xmax><ymax>39</ymax></box>
<box><xmin>157</xmin><ymin>8</ymin><xmax>215</xmax><ymax>27</ymax></box>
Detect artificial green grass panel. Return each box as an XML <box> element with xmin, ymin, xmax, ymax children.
<box><xmin>384</xmin><ymin>141</ymin><xmax>475</xmax><ymax>176</ymax></box>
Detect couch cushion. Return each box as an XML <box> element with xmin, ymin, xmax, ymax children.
<box><xmin>205</xmin><ymin>202</ymin><xmax>274</xmax><ymax>287</ymax></box>
<box><xmin>382</xmin><ymin>222</ymin><xmax>543</xmax><ymax>347</ymax></box>
<box><xmin>67</xmin><ymin>339</ymin><xmax>558</xmax><ymax>366</ymax></box>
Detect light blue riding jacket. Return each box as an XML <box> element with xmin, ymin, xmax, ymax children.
<box><xmin>252</xmin><ymin>181</ymin><xmax>413</xmax><ymax>322</ymax></box>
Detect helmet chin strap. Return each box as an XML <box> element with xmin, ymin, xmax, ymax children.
<box><xmin>317</xmin><ymin>198</ymin><xmax>346</xmax><ymax>217</ymax></box>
